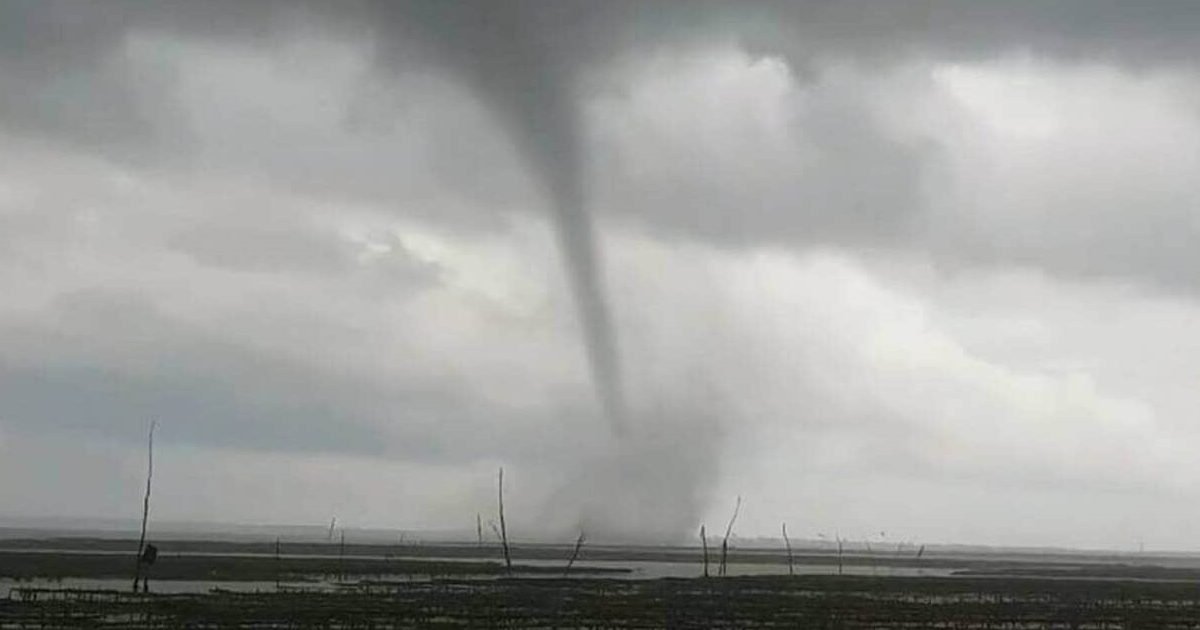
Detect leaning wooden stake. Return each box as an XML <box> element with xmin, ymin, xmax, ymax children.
<box><xmin>719</xmin><ymin>496</ymin><xmax>742</xmax><ymax>577</ymax></box>
<box><xmin>563</xmin><ymin>531</ymin><xmax>586</xmax><ymax>576</ymax></box>
<box><xmin>700</xmin><ymin>525</ymin><xmax>709</xmax><ymax>578</ymax></box>
<box><xmin>497</xmin><ymin>468</ymin><xmax>512</xmax><ymax>574</ymax></box>
<box><xmin>132</xmin><ymin>420</ymin><xmax>156</xmax><ymax>593</ymax></box>
<box><xmin>782</xmin><ymin>522</ymin><xmax>794</xmax><ymax>576</ymax></box>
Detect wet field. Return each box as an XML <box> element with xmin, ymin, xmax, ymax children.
<box><xmin>9</xmin><ymin>575</ymin><xmax>1200</xmax><ymax>628</ymax></box>
<box><xmin>5</xmin><ymin>537</ymin><xmax>1200</xmax><ymax>627</ymax></box>
<box><xmin>0</xmin><ymin>537</ymin><xmax>964</xmax><ymax>594</ymax></box>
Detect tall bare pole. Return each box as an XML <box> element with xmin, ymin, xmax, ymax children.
<box><xmin>700</xmin><ymin>525</ymin><xmax>709</xmax><ymax>578</ymax></box>
<box><xmin>132</xmin><ymin>420</ymin><xmax>156</xmax><ymax>593</ymax></box>
<box><xmin>476</xmin><ymin>513</ymin><xmax>483</xmax><ymax>548</ymax></box>
<box><xmin>498</xmin><ymin>468</ymin><xmax>512</xmax><ymax>574</ymax></box>
<box><xmin>563</xmin><ymin>531</ymin><xmax>586</xmax><ymax>576</ymax></box>
<box><xmin>782</xmin><ymin>522</ymin><xmax>794</xmax><ymax>576</ymax></box>
<box><xmin>719</xmin><ymin>496</ymin><xmax>741</xmax><ymax>577</ymax></box>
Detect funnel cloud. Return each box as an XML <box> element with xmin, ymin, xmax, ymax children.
<box><xmin>384</xmin><ymin>1</ymin><xmax>628</xmax><ymax>433</ymax></box>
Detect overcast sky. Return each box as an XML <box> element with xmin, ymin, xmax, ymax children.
<box><xmin>5</xmin><ymin>0</ymin><xmax>1200</xmax><ymax>550</ymax></box>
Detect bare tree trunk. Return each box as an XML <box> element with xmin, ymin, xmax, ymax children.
<box><xmin>563</xmin><ymin>531</ymin><xmax>586</xmax><ymax>576</ymax></box>
<box><xmin>498</xmin><ymin>468</ymin><xmax>512</xmax><ymax>575</ymax></box>
<box><xmin>476</xmin><ymin>513</ymin><xmax>483</xmax><ymax>548</ymax></box>
<box><xmin>132</xmin><ymin>421</ymin><xmax>156</xmax><ymax>593</ymax></box>
<box><xmin>274</xmin><ymin>537</ymin><xmax>281</xmax><ymax>591</ymax></box>
<box><xmin>700</xmin><ymin>525</ymin><xmax>709</xmax><ymax>578</ymax></box>
<box><xmin>782</xmin><ymin>522</ymin><xmax>794</xmax><ymax>576</ymax></box>
<box><xmin>719</xmin><ymin>496</ymin><xmax>741</xmax><ymax>577</ymax></box>
<box><xmin>837</xmin><ymin>536</ymin><xmax>844</xmax><ymax>576</ymax></box>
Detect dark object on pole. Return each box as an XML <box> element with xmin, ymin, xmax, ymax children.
<box><xmin>140</xmin><ymin>544</ymin><xmax>158</xmax><ymax>565</ymax></box>
<box><xmin>138</xmin><ymin>543</ymin><xmax>158</xmax><ymax>593</ymax></box>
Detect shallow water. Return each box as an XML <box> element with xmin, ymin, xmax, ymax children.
<box><xmin>1</xmin><ymin>577</ymin><xmax>292</xmax><ymax>597</ymax></box>
<box><xmin>1</xmin><ymin>558</ymin><xmax>954</xmax><ymax>596</ymax></box>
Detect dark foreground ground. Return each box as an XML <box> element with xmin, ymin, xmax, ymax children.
<box><xmin>7</xmin><ymin>575</ymin><xmax>1200</xmax><ymax>629</ymax></box>
<box><xmin>7</xmin><ymin>538</ymin><xmax>1200</xmax><ymax>628</ymax></box>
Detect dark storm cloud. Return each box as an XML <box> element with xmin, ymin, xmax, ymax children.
<box><xmin>8</xmin><ymin>0</ymin><xmax>1200</xmax><ymax>204</ymax></box>
<box><xmin>588</xmin><ymin>64</ymin><xmax>930</xmax><ymax>249</ymax></box>
<box><xmin>6</xmin><ymin>0</ymin><xmax>1200</xmax><ymax>542</ymax></box>
<box><xmin>0</xmin><ymin>1</ymin><xmax>182</xmax><ymax>157</ymax></box>
<box><xmin>5</xmin><ymin>0</ymin><xmax>1199</xmax><ymax>400</ymax></box>
<box><xmin>741</xmin><ymin>1</ymin><xmax>1200</xmax><ymax>69</ymax></box>
<box><xmin>6</xmin><ymin>0</ymin><xmax>1199</xmax><ymax>291</ymax></box>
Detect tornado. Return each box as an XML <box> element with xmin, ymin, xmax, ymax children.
<box><xmin>398</xmin><ymin>0</ymin><xmax>628</xmax><ymax>433</ymax></box>
<box><xmin>509</xmin><ymin>61</ymin><xmax>629</xmax><ymax>435</ymax></box>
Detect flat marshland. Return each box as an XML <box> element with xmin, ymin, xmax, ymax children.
<box><xmin>6</xmin><ymin>537</ymin><xmax>1200</xmax><ymax>628</ymax></box>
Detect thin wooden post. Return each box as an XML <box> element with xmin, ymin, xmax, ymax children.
<box><xmin>719</xmin><ymin>496</ymin><xmax>741</xmax><ymax>577</ymax></box>
<box><xmin>564</xmin><ymin>531</ymin><xmax>586</xmax><ymax>576</ymax></box>
<box><xmin>132</xmin><ymin>420</ymin><xmax>156</xmax><ymax>593</ymax></box>
<box><xmin>782</xmin><ymin>522</ymin><xmax>794</xmax><ymax>576</ymax></box>
<box><xmin>498</xmin><ymin>468</ymin><xmax>512</xmax><ymax>574</ymax></box>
